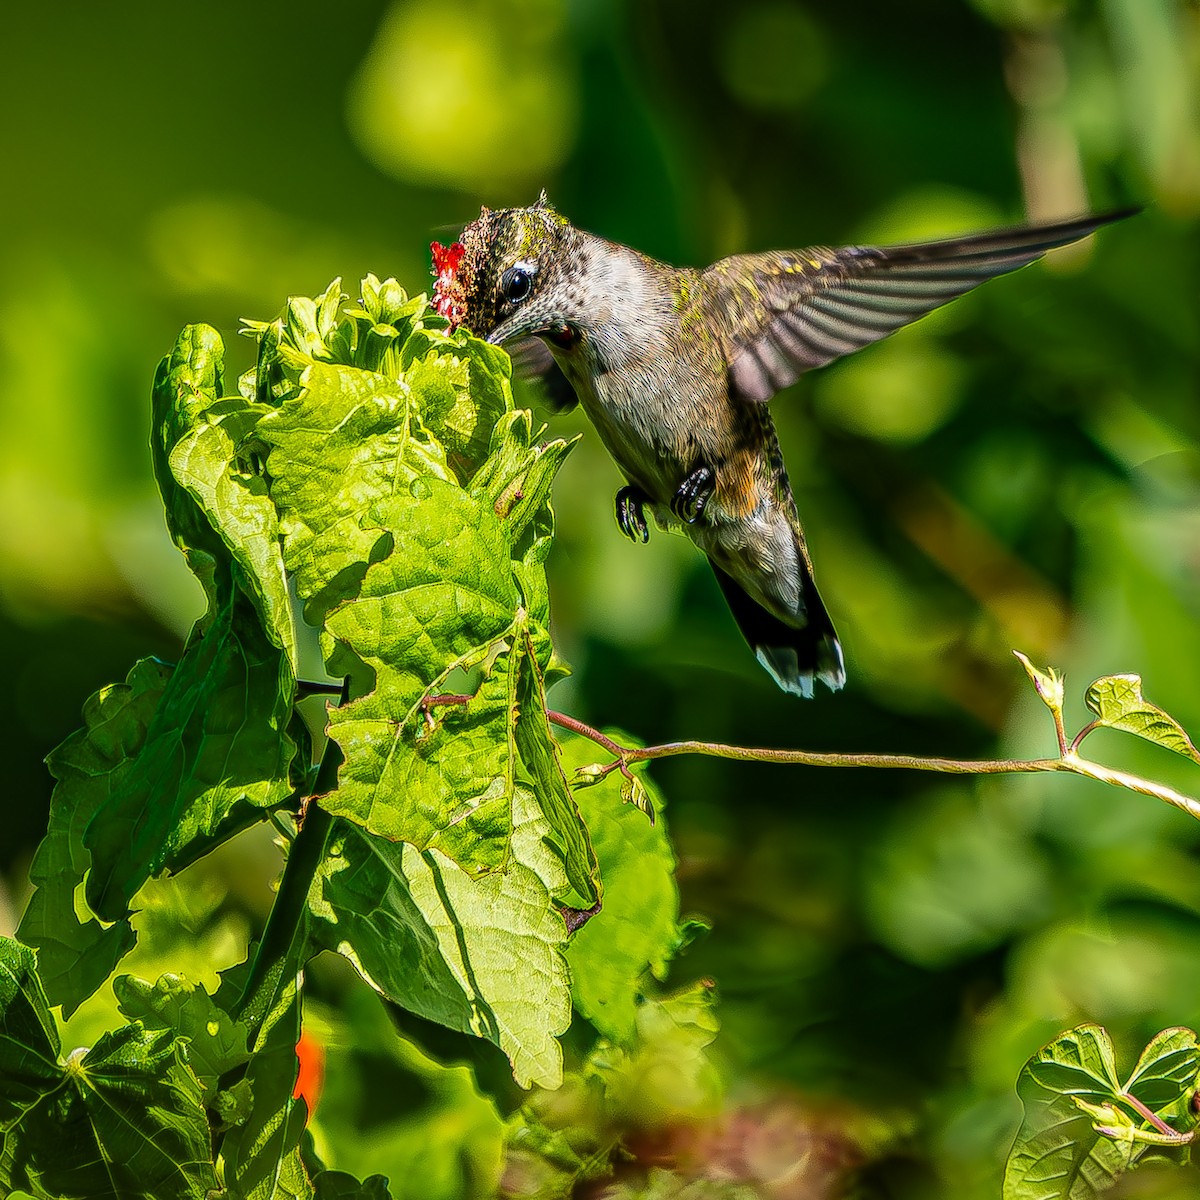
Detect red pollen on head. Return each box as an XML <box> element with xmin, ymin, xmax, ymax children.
<box><xmin>430</xmin><ymin>240</ymin><xmax>465</xmax><ymax>276</ymax></box>
<box><xmin>430</xmin><ymin>240</ymin><xmax>469</xmax><ymax>329</ymax></box>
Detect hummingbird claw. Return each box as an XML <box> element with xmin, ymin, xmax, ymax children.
<box><xmin>615</xmin><ymin>485</ymin><xmax>651</xmax><ymax>543</ymax></box>
<box><xmin>671</xmin><ymin>464</ymin><xmax>715</xmax><ymax>525</ymax></box>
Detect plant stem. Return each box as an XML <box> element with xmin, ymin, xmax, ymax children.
<box><xmin>1121</xmin><ymin>1091</ymin><xmax>1192</xmax><ymax>1141</ymax></box>
<box><xmin>234</xmin><ymin>683</ymin><xmax>347</xmax><ymax>1040</ymax></box>
<box><xmin>546</xmin><ymin>711</ymin><xmax>1200</xmax><ymax>823</ymax></box>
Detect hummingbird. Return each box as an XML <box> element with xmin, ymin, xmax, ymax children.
<box><xmin>432</xmin><ymin>196</ymin><xmax>1135</xmax><ymax>697</ymax></box>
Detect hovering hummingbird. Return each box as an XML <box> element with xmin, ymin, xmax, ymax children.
<box><xmin>431</xmin><ymin>197</ymin><xmax>1135</xmax><ymax>697</ymax></box>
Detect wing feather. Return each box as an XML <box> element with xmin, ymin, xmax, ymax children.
<box><xmin>710</xmin><ymin>208</ymin><xmax>1138</xmax><ymax>405</ymax></box>
<box><xmin>507</xmin><ymin>335</ymin><xmax>579</xmax><ymax>411</ymax></box>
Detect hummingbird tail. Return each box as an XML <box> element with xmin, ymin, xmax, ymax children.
<box><xmin>709</xmin><ymin>559</ymin><xmax>845</xmax><ymax>698</ymax></box>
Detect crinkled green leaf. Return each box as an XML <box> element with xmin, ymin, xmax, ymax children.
<box><xmin>308</xmin><ymin>807</ymin><xmax>572</xmax><ymax>1089</ymax></box>
<box><xmin>321</xmin><ymin>480</ymin><xmax>596</xmax><ymax>903</ymax></box>
<box><xmin>275</xmin><ymin>279</ymin><xmax>345</xmax><ymax>367</ymax></box>
<box><xmin>241</xmin><ymin>319</ymin><xmax>295</xmax><ymax>407</ymax></box>
<box><xmin>83</xmin><ymin>565</ymin><xmax>296</xmax><ymax>922</ymax></box>
<box><xmin>326</xmin><ymin>277</ymin><xmax>427</xmax><ymax>377</ymax></box>
<box><xmin>16</xmin><ymin>661</ymin><xmax>167</xmax><ymax>1014</ymax></box>
<box><xmin>360</xmin><ymin>272</ymin><xmax>424</xmax><ymax>328</ymax></box>
<box><xmin>0</xmin><ymin>994</ymin><xmax>219</xmax><ymax>1200</ymax></box>
<box><xmin>151</xmin><ymin>323</ymin><xmax>229</xmax><ymax>562</ymax></box>
<box><xmin>1004</xmin><ymin>1023</ymin><xmax>1200</xmax><ymax>1199</ymax></box>
<box><xmin>256</xmin><ymin>360</ymin><xmax>452</xmax><ymax>619</ymax></box>
<box><xmin>170</xmin><ymin>395</ymin><xmax>297</xmax><ymax>668</ymax></box>
<box><xmin>511</xmin><ymin>641</ymin><xmax>598</xmax><ymax>909</ymax></box>
<box><xmin>320</xmin><ymin>479</ymin><xmax>520</xmax><ymax>853</ymax></box>
<box><xmin>471</xmin><ymin>408</ymin><xmax>576</xmax><ymax>634</ymax></box>
<box><xmin>0</xmin><ymin>939</ymin><xmax>61</xmax><ymax>1129</ymax></box>
<box><xmin>556</xmin><ymin>733</ymin><xmax>680</xmax><ymax>1044</ymax></box>
<box><xmin>245</xmin><ymin>280</ymin><xmax>595</xmax><ymax>898</ymax></box>
<box><xmin>471</xmin><ymin>411</ymin><xmax>573</xmax><ymax>547</ymax></box>
<box><xmin>113</xmin><ymin>972</ymin><xmax>249</xmax><ymax>1103</ymax></box>
<box><xmin>401</xmin><ymin>327</ymin><xmax>512</xmax><ymax>481</ymax></box>
<box><xmin>1083</xmin><ymin>674</ymin><xmax>1200</xmax><ymax>764</ymax></box>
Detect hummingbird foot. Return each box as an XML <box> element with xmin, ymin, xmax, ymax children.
<box><xmin>615</xmin><ymin>485</ymin><xmax>651</xmax><ymax>543</ymax></box>
<box><xmin>670</xmin><ymin>464</ymin><xmax>715</xmax><ymax>525</ymax></box>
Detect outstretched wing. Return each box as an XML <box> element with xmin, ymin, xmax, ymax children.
<box><xmin>709</xmin><ymin>208</ymin><xmax>1138</xmax><ymax>405</ymax></box>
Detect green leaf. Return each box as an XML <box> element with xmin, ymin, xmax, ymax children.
<box><xmin>0</xmin><ymin>939</ymin><xmax>61</xmax><ymax>1129</ymax></box>
<box><xmin>248</xmin><ymin>286</ymin><xmax>595</xmax><ymax>899</ymax></box>
<box><xmin>151</xmin><ymin>323</ymin><xmax>230</xmax><ymax>563</ymax></box>
<box><xmin>556</xmin><ymin>733</ymin><xmax>680</xmax><ymax>1044</ymax></box>
<box><xmin>470</xmin><ymin>408</ymin><xmax>577</xmax><ymax>631</ymax></box>
<box><xmin>221</xmin><ymin>986</ymin><xmax>308</xmax><ymax>1200</ymax></box>
<box><xmin>113</xmin><ymin>972</ymin><xmax>249</xmax><ymax>1102</ymax></box>
<box><xmin>308</xmin><ymin>812</ymin><xmax>572</xmax><ymax>1090</ymax></box>
<box><xmin>511</xmin><ymin>629</ymin><xmax>600</xmax><ymax>909</ymax></box>
<box><xmin>283</xmin><ymin>279</ymin><xmax>345</xmax><ymax>364</ymax></box>
<box><xmin>214</xmin><ymin>1076</ymin><xmax>256</xmax><ymax>1128</ymax></box>
<box><xmin>169</xmin><ymin>395</ymin><xmax>297</xmax><ymax>668</ymax></box>
<box><xmin>83</xmin><ymin>566</ymin><xmax>296</xmax><ymax>922</ymax></box>
<box><xmin>256</xmin><ymin>360</ymin><xmax>453</xmax><ymax>621</ymax></box>
<box><xmin>258</xmin><ymin>1149</ymin><xmax>313</xmax><ymax>1200</ymax></box>
<box><xmin>320</xmin><ymin>479</ymin><xmax>522</xmax><ymax>857</ymax></box>
<box><xmin>1124</xmin><ymin>1026</ymin><xmax>1200</xmax><ymax>1112</ymax></box>
<box><xmin>1083</xmin><ymin>674</ymin><xmax>1200</xmax><ymax>763</ymax></box>
<box><xmin>1004</xmin><ymin>1023</ymin><xmax>1200</xmax><ymax>1199</ymax></box>
<box><xmin>470</xmin><ymin>409</ymin><xmax>566</xmax><ymax>532</ymax></box>
<box><xmin>16</xmin><ymin>659</ymin><xmax>167</xmax><ymax>1014</ymax></box>
<box><xmin>322</xmin><ymin>481</ymin><xmax>597</xmax><ymax>903</ymax></box>
<box><xmin>0</xmin><ymin>945</ymin><xmax>219</xmax><ymax>1200</ymax></box>
<box><xmin>155</xmin><ymin>322</ymin><xmax>297</xmax><ymax>670</ymax></box>
<box><xmin>400</xmin><ymin>328</ymin><xmax>513</xmax><ymax>482</ymax></box>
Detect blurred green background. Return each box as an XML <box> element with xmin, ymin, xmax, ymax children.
<box><xmin>2</xmin><ymin>0</ymin><xmax>1199</xmax><ymax>1195</ymax></box>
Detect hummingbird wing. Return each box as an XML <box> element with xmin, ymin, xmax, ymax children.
<box><xmin>710</xmin><ymin>208</ymin><xmax>1138</xmax><ymax>405</ymax></box>
<box><xmin>506</xmin><ymin>336</ymin><xmax>579</xmax><ymax>412</ymax></box>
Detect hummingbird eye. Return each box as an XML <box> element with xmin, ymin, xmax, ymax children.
<box><xmin>500</xmin><ymin>265</ymin><xmax>534</xmax><ymax>305</ymax></box>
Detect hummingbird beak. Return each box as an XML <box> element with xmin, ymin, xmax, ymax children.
<box><xmin>485</xmin><ymin>310</ymin><xmax>548</xmax><ymax>346</ymax></box>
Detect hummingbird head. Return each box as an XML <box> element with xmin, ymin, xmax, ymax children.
<box><xmin>434</xmin><ymin>193</ymin><xmax>587</xmax><ymax>349</ymax></box>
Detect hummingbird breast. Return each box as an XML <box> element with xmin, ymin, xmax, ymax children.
<box><xmin>564</xmin><ymin>332</ymin><xmax>809</xmax><ymax>626</ymax></box>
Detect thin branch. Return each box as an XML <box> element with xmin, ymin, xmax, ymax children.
<box><xmin>544</xmin><ymin>709</ymin><xmax>629</xmax><ymax>760</ymax></box>
<box><xmin>1062</xmin><ymin>752</ymin><xmax>1200</xmax><ymax>822</ymax></box>
<box><xmin>1120</xmin><ymin>1091</ymin><xmax>1193</xmax><ymax>1141</ymax></box>
<box><xmin>547</xmin><ymin>708</ymin><xmax>1058</xmax><ymax>775</ymax></box>
<box><xmin>545</xmin><ymin>710</ymin><xmax>1200</xmax><ymax>824</ymax></box>
<box><xmin>1052</xmin><ymin>705</ymin><xmax>1069</xmax><ymax>756</ymax></box>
